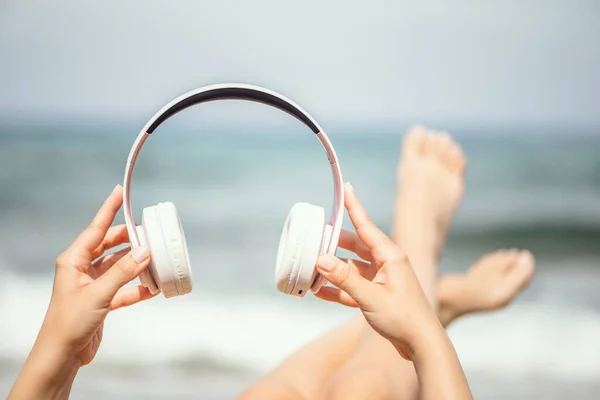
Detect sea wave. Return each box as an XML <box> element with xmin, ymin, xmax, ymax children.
<box><xmin>1</xmin><ymin>274</ymin><xmax>600</xmax><ymax>380</ymax></box>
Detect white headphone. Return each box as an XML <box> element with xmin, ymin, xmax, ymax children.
<box><xmin>123</xmin><ymin>83</ymin><xmax>344</xmax><ymax>299</ymax></box>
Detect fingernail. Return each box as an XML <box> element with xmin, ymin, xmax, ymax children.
<box><xmin>317</xmin><ymin>254</ymin><xmax>336</xmax><ymax>272</ymax></box>
<box><xmin>132</xmin><ymin>246</ymin><xmax>150</xmax><ymax>262</ymax></box>
<box><xmin>112</xmin><ymin>184</ymin><xmax>122</xmax><ymax>193</ymax></box>
<box><xmin>344</xmin><ymin>182</ymin><xmax>353</xmax><ymax>193</ymax></box>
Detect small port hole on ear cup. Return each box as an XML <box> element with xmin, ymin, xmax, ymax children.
<box><xmin>298</xmin><ymin>290</ymin><xmax>303</xmax><ymax>294</ymax></box>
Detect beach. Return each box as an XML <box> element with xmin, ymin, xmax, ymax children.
<box><xmin>1</xmin><ymin>124</ymin><xmax>600</xmax><ymax>398</ymax></box>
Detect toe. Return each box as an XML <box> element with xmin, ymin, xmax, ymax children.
<box><xmin>437</xmin><ymin>133</ymin><xmax>455</xmax><ymax>163</ymax></box>
<box><xmin>426</xmin><ymin>130</ymin><xmax>467</xmax><ymax>174</ymax></box>
<box><xmin>508</xmin><ymin>248</ymin><xmax>520</xmax><ymax>258</ymax></box>
<box><xmin>434</xmin><ymin>131</ymin><xmax>452</xmax><ymax>158</ymax></box>
<box><xmin>436</xmin><ymin>131</ymin><xmax>452</xmax><ymax>148</ymax></box>
<box><xmin>505</xmin><ymin>250</ymin><xmax>535</xmax><ymax>291</ymax></box>
<box><xmin>446</xmin><ymin>141</ymin><xmax>467</xmax><ymax>173</ymax></box>
<box><xmin>420</xmin><ymin>130</ymin><xmax>437</xmax><ymax>156</ymax></box>
<box><xmin>406</xmin><ymin>124</ymin><xmax>426</xmax><ymax>136</ymax></box>
<box><xmin>402</xmin><ymin>125</ymin><xmax>428</xmax><ymax>155</ymax></box>
<box><xmin>412</xmin><ymin>130</ymin><xmax>428</xmax><ymax>156</ymax></box>
<box><xmin>502</xmin><ymin>249</ymin><xmax>521</xmax><ymax>272</ymax></box>
<box><xmin>481</xmin><ymin>248</ymin><xmax>505</xmax><ymax>262</ymax></box>
<box><xmin>518</xmin><ymin>250</ymin><xmax>535</xmax><ymax>279</ymax></box>
<box><xmin>472</xmin><ymin>249</ymin><xmax>518</xmax><ymax>275</ymax></box>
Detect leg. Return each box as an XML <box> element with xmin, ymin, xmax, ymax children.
<box><xmin>238</xmin><ymin>316</ymin><xmax>363</xmax><ymax>400</ymax></box>
<box><xmin>392</xmin><ymin>126</ymin><xmax>466</xmax><ymax>301</ymax></box>
<box><xmin>318</xmin><ymin>250</ymin><xmax>535</xmax><ymax>400</ymax></box>
<box><xmin>240</xmin><ymin>127</ymin><xmax>535</xmax><ymax>400</ymax></box>
<box><xmin>322</xmin><ymin>126</ymin><xmax>466</xmax><ymax>399</ymax></box>
<box><xmin>239</xmin><ymin>248</ymin><xmax>534</xmax><ymax>400</ymax></box>
<box><xmin>320</xmin><ymin>247</ymin><xmax>537</xmax><ymax>398</ymax></box>
<box><xmin>241</xmin><ymin>126</ymin><xmax>456</xmax><ymax>400</ymax></box>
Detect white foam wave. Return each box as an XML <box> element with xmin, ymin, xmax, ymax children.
<box><xmin>0</xmin><ymin>274</ymin><xmax>353</xmax><ymax>373</ymax></box>
<box><xmin>449</xmin><ymin>304</ymin><xmax>600</xmax><ymax>380</ymax></box>
<box><xmin>2</xmin><ymin>274</ymin><xmax>600</xmax><ymax>380</ymax></box>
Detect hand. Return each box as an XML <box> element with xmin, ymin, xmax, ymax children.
<box><xmin>315</xmin><ymin>183</ymin><xmax>442</xmax><ymax>360</ymax></box>
<box><xmin>9</xmin><ymin>185</ymin><xmax>157</xmax><ymax>400</ymax></box>
<box><xmin>40</xmin><ymin>184</ymin><xmax>155</xmax><ymax>366</ymax></box>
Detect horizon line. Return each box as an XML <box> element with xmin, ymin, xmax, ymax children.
<box><xmin>1</xmin><ymin>112</ymin><xmax>599</xmax><ymax>137</ymax></box>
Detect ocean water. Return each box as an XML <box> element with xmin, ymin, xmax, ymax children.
<box><xmin>1</xmin><ymin>121</ymin><xmax>600</xmax><ymax>399</ymax></box>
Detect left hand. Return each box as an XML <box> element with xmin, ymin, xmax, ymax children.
<box><xmin>40</xmin><ymin>184</ymin><xmax>156</xmax><ymax>366</ymax></box>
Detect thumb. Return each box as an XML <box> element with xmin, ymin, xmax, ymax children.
<box><xmin>315</xmin><ymin>254</ymin><xmax>375</xmax><ymax>308</ymax></box>
<box><xmin>92</xmin><ymin>246</ymin><xmax>151</xmax><ymax>303</ymax></box>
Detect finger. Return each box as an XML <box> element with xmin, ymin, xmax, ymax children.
<box><xmin>91</xmin><ymin>246</ymin><xmax>151</xmax><ymax>303</ymax></box>
<box><xmin>92</xmin><ymin>247</ymin><xmax>131</xmax><ymax>278</ymax></box>
<box><xmin>314</xmin><ymin>286</ymin><xmax>358</xmax><ymax>307</ymax></box>
<box><xmin>110</xmin><ymin>285</ymin><xmax>157</xmax><ymax>311</ymax></box>
<box><xmin>315</xmin><ymin>254</ymin><xmax>376</xmax><ymax>309</ymax></box>
<box><xmin>344</xmin><ymin>183</ymin><xmax>396</xmax><ymax>257</ymax></box>
<box><xmin>338</xmin><ymin>230</ymin><xmax>373</xmax><ymax>261</ymax></box>
<box><xmin>340</xmin><ymin>258</ymin><xmax>376</xmax><ymax>280</ymax></box>
<box><xmin>73</xmin><ymin>185</ymin><xmax>124</xmax><ymax>252</ymax></box>
<box><xmin>91</xmin><ymin>224</ymin><xmax>130</xmax><ymax>260</ymax></box>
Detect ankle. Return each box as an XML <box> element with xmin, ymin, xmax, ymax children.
<box><xmin>437</xmin><ymin>275</ymin><xmax>469</xmax><ymax>326</ymax></box>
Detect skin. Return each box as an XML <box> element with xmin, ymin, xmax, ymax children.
<box><xmin>8</xmin><ymin>129</ymin><xmax>536</xmax><ymax>400</ymax></box>
<box><xmin>240</xmin><ymin>127</ymin><xmax>535</xmax><ymax>400</ymax></box>
<box><xmin>317</xmin><ymin>127</ymin><xmax>469</xmax><ymax>400</ymax></box>
<box><xmin>239</xmin><ymin>248</ymin><xmax>535</xmax><ymax>400</ymax></box>
<box><xmin>438</xmin><ymin>249</ymin><xmax>535</xmax><ymax>325</ymax></box>
<box><xmin>8</xmin><ymin>185</ymin><xmax>156</xmax><ymax>400</ymax></box>
<box><xmin>314</xmin><ymin>183</ymin><xmax>473</xmax><ymax>400</ymax></box>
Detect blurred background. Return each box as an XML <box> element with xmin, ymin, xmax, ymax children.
<box><xmin>1</xmin><ymin>1</ymin><xmax>599</xmax><ymax>399</ymax></box>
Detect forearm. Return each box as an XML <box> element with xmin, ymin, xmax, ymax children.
<box><xmin>8</xmin><ymin>333</ymin><xmax>81</xmax><ymax>400</ymax></box>
<box><xmin>405</xmin><ymin>324</ymin><xmax>472</xmax><ymax>400</ymax></box>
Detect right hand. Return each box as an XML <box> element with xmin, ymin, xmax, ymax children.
<box><xmin>315</xmin><ymin>183</ymin><xmax>442</xmax><ymax>360</ymax></box>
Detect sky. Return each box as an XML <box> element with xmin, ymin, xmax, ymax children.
<box><xmin>0</xmin><ymin>1</ymin><xmax>599</xmax><ymax>128</ymax></box>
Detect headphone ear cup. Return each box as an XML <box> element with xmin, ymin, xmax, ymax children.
<box><xmin>275</xmin><ymin>203</ymin><xmax>325</xmax><ymax>297</ymax></box>
<box><xmin>135</xmin><ymin>225</ymin><xmax>159</xmax><ymax>295</ymax></box>
<box><xmin>310</xmin><ymin>223</ymin><xmax>333</xmax><ymax>293</ymax></box>
<box><xmin>141</xmin><ymin>202</ymin><xmax>193</xmax><ymax>298</ymax></box>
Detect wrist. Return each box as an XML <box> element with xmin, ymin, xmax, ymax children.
<box><xmin>28</xmin><ymin>324</ymin><xmax>82</xmax><ymax>382</ymax></box>
<box><xmin>394</xmin><ymin>316</ymin><xmax>450</xmax><ymax>364</ymax></box>
<box><xmin>400</xmin><ymin>317</ymin><xmax>473</xmax><ymax>399</ymax></box>
<box><xmin>33</xmin><ymin>334</ymin><xmax>82</xmax><ymax>372</ymax></box>
<box><xmin>411</xmin><ymin>322</ymin><xmax>453</xmax><ymax>365</ymax></box>
<box><xmin>38</xmin><ymin>310</ymin><xmax>82</xmax><ymax>364</ymax></box>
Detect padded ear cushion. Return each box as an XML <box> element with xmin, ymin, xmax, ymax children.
<box><xmin>275</xmin><ymin>203</ymin><xmax>325</xmax><ymax>297</ymax></box>
<box><xmin>310</xmin><ymin>223</ymin><xmax>333</xmax><ymax>294</ymax></box>
<box><xmin>141</xmin><ymin>202</ymin><xmax>193</xmax><ymax>298</ymax></box>
<box><xmin>135</xmin><ymin>225</ymin><xmax>159</xmax><ymax>295</ymax></box>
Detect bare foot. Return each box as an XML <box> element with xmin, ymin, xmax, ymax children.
<box><xmin>393</xmin><ymin>125</ymin><xmax>466</xmax><ymax>260</ymax></box>
<box><xmin>438</xmin><ymin>249</ymin><xmax>536</xmax><ymax>326</ymax></box>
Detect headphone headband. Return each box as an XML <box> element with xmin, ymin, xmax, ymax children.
<box><xmin>146</xmin><ymin>84</ymin><xmax>320</xmax><ymax>134</ymax></box>
<box><xmin>123</xmin><ymin>83</ymin><xmax>344</xmax><ymax>259</ymax></box>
